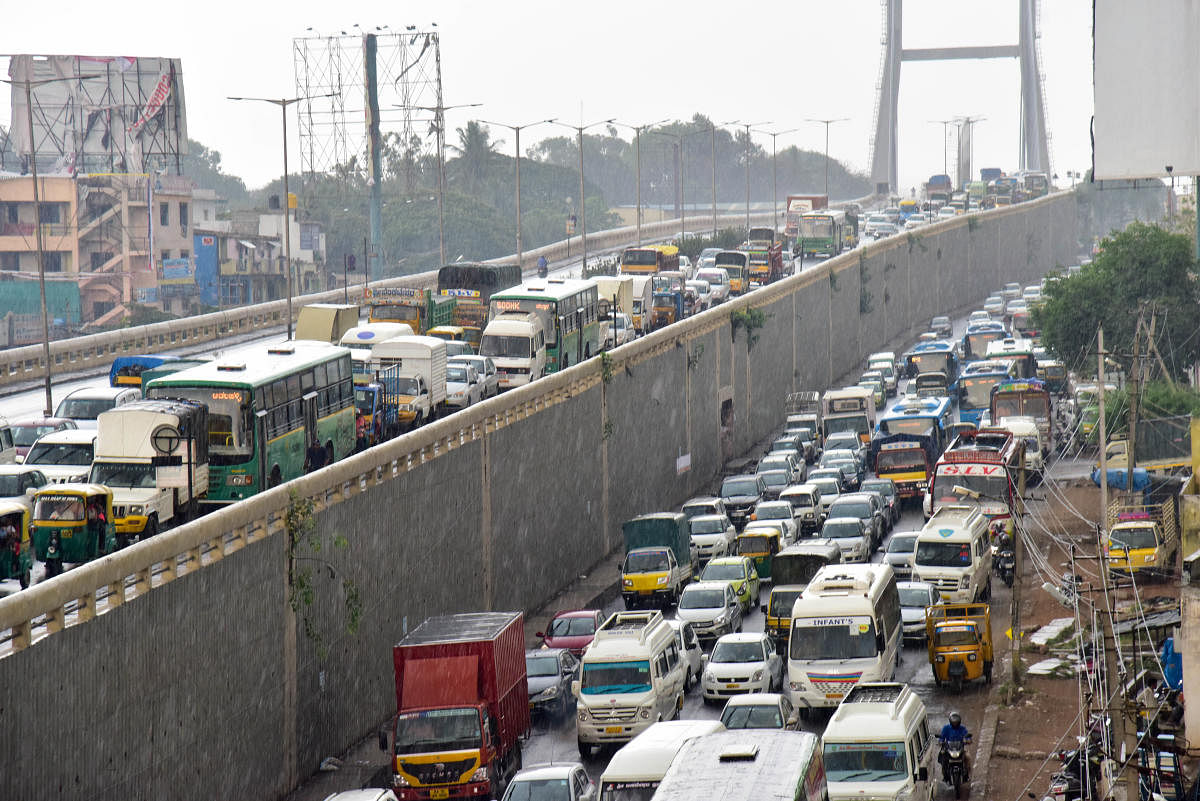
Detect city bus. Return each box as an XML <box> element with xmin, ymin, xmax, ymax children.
<box><xmin>925</xmin><ymin>427</ymin><xmax>1023</xmax><ymax>538</ymax></box>
<box><xmin>877</xmin><ymin>396</ymin><xmax>954</xmax><ymax>446</ymax></box>
<box><xmin>989</xmin><ymin>377</ymin><xmax>1054</xmax><ymax>456</ymax></box>
<box><xmin>797</xmin><ymin>209</ymin><xmax>847</xmax><ymax>258</ymax></box>
<box><xmin>960</xmin><ymin>320</ymin><xmax>1008</xmax><ymax>363</ymax></box>
<box><xmin>985</xmin><ymin>337</ymin><xmax>1038</xmax><ymax>379</ymax></box>
<box><xmin>1022</xmin><ymin>171</ymin><xmax>1050</xmax><ymax>198</ymax></box>
<box><xmin>145</xmin><ymin>341</ymin><xmax>355</xmax><ymax>507</ymax></box>
<box><xmin>957</xmin><ymin>359</ymin><xmax>1019</xmax><ymax>426</ymax></box>
<box><xmin>487</xmin><ymin>277</ymin><xmax>600</xmax><ymax>372</ymax></box>
<box><xmin>870</xmin><ymin>397</ymin><xmax>953</xmax><ymax>497</ymax></box>
<box><xmin>902</xmin><ymin>341</ymin><xmax>960</xmax><ymax>388</ymax></box>
<box><xmin>437</xmin><ymin>262</ymin><xmax>523</xmax><ymax>349</ymax></box>
<box><xmin>822</xmin><ymin>386</ymin><xmax>877</xmax><ymax>445</ymax></box>
<box><xmin>619</xmin><ymin>243</ymin><xmax>680</xmax><ymax>275</ymax></box>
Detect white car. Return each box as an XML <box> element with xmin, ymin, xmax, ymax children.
<box><xmin>444</xmin><ymin>363</ymin><xmax>482</xmax><ymax>410</ymax></box>
<box><xmin>677</xmin><ymin>581</ymin><xmax>743</xmax><ymax>646</ymax></box>
<box><xmin>677</xmin><ymin>254</ymin><xmax>694</xmax><ymax>279</ymax></box>
<box><xmin>448</xmin><ymin>355</ymin><xmax>498</xmax><ymax>399</ymax></box>
<box><xmin>898</xmin><ymin>580</ymin><xmax>942</xmax><ymax>642</ymax></box>
<box><xmin>667</xmin><ymin>618</ymin><xmax>705</xmax><ymax>693</ymax></box>
<box><xmin>54</xmin><ymin>386</ymin><xmax>141</xmax><ymax>429</ymax></box>
<box><xmin>606</xmin><ymin>312</ymin><xmax>634</xmax><ymax>348</ymax></box>
<box><xmin>689</xmin><ymin>514</ymin><xmax>736</xmax><ymax>566</ymax></box>
<box><xmin>23</xmin><ymin>429</ymin><xmax>97</xmax><ymax>484</ymax></box>
<box><xmin>748</xmin><ymin>501</ymin><xmax>798</xmax><ymax>543</ymax></box>
<box><xmin>686</xmin><ymin>280</ymin><xmax>712</xmax><ymax>313</ymax></box>
<box><xmin>702</xmin><ymin>632</ymin><xmax>782</xmax><ymax>702</ymax></box>
<box><xmin>502</xmin><ymin>763</ymin><xmax>595</xmax><ymax>801</ymax></box>
<box><xmin>696</xmin><ymin>268</ymin><xmax>731</xmax><ymax>304</ymax></box>
<box><xmin>0</xmin><ymin>464</ymin><xmax>49</xmax><ymax>506</ymax></box>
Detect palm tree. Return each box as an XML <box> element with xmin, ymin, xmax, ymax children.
<box><xmin>449</xmin><ymin>120</ymin><xmax>502</xmax><ymax>194</ymax></box>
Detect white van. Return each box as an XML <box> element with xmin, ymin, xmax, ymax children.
<box><xmin>997</xmin><ymin>415</ymin><xmax>1043</xmax><ymax>477</ymax></box>
<box><xmin>338</xmin><ymin>323</ymin><xmax>415</xmax><ymax>376</ymax></box>
<box><xmin>54</xmin><ymin>386</ymin><xmax>141</xmax><ymax>429</ymax></box>
<box><xmin>0</xmin><ymin>417</ymin><xmax>14</xmax><ymax>464</ymax></box>
<box><xmin>479</xmin><ymin>311</ymin><xmax>547</xmax><ymax>390</ymax></box>
<box><xmin>574</xmin><ymin>610</ymin><xmax>687</xmax><ymax>754</ymax></box>
<box><xmin>779</xmin><ymin>483</ymin><xmax>824</xmax><ymax>534</ymax></box>
<box><xmin>23</xmin><ymin>428</ymin><xmax>98</xmax><ymax>484</ymax></box>
<box><xmin>822</xmin><ymin>682</ymin><xmax>936</xmax><ymax>801</ymax></box>
<box><xmin>911</xmin><ymin>504</ymin><xmax>992</xmax><ymax>602</ymax></box>
<box><xmin>598</xmin><ymin>718</ymin><xmax>725</xmax><ymax>801</ymax></box>
<box><xmin>630</xmin><ymin>276</ymin><xmax>653</xmax><ymax>335</ymax></box>
<box><xmin>786</xmin><ymin>563</ymin><xmax>902</xmax><ymax>713</ymax></box>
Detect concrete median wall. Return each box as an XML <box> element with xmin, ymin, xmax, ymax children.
<box><xmin>0</xmin><ymin>193</ymin><xmax>1076</xmax><ymax>801</ymax></box>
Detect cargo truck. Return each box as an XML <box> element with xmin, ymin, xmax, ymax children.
<box><xmin>1098</xmin><ymin>415</ymin><xmax>1192</xmax><ymax>475</ymax></box>
<box><xmin>596</xmin><ymin>276</ymin><xmax>634</xmax><ymax>347</ymax></box>
<box><xmin>1105</xmin><ymin>495</ymin><xmax>1180</xmax><ymax>580</ymax></box>
<box><xmin>381</xmin><ymin>611</ymin><xmax>530</xmax><ymax>800</ymax></box>
<box><xmin>295</xmin><ymin>303</ymin><xmax>359</xmax><ymax>344</ymax></box>
<box><xmin>354</xmin><ymin>364</ymin><xmax>409</xmax><ymax>447</ymax></box>
<box><xmin>365</xmin><ymin>286</ymin><xmax>455</xmax><ymax>333</ymax></box>
<box><xmin>621</xmin><ymin>513</ymin><xmax>697</xmax><ymax>609</ymax></box>
<box><xmin>372</xmin><ymin>336</ymin><xmax>448</xmax><ymax>428</ymax></box>
<box><xmin>89</xmin><ymin>399</ymin><xmax>209</xmax><ymax>539</ymax></box>
<box><xmin>783</xmin><ymin>194</ymin><xmax>829</xmax><ymax>238</ymax></box>
<box><xmin>785</xmin><ymin>391</ymin><xmax>822</xmax><ymax>444</ymax></box>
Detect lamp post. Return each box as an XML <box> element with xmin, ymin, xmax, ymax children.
<box><xmin>611</xmin><ymin>119</ymin><xmax>667</xmax><ymax>246</ymax></box>
<box><xmin>229</xmin><ymin>92</ymin><xmax>335</xmax><ymax>339</ymax></box>
<box><xmin>928</xmin><ymin>119</ymin><xmax>954</xmax><ymax>178</ymax></box>
<box><xmin>805</xmin><ymin>118</ymin><xmax>849</xmax><ymax>198</ymax></box>
<box><xmin>553</xmin><ymin>118</ymin><xmax>615</xmax><ymax>271</ymax></box>
<box><xmin>752</xmin><ymin>127</ymin><xmax>799</xmax><ymax>235</ymax></box>
<box><xmin>723</xmin><ymin>121</ymin><xmax>770</xmax><ymax>236</ymax></box>
<box><xmin>650</xmin><ymin>126</ymin><xmax>706</xmax><ymax>245</ymax></box>
<box><xmin>479</xmin><ymin>118</ymin><xmax>556</xmax><ymax>267</ymax></box>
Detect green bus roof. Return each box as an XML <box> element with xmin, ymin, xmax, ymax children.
<box><xmin>145</xmin><ymin>341</ymin><xmax>350</xmax><ymax>390</ymax></box>
<box><xmin>490</xmin><ymin>277</ymin><xmax>597</xmax><ymax>302</ymax></box>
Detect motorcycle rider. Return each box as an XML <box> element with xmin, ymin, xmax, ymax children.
<box><xmin>938</xmin><ymin>712</ymin><xmax>972</xmax><ymax>782</ymax></box>
<box><xmin>536</xmin><ymin>255</ymin><xmax>549</xmax><ymax>278</ymax></box>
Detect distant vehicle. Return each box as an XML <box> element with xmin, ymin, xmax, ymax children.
<box><xmin>23</xmin><ymin>428</ymin><xmax>97</xmax><ymax>484</ymax></box>
<box><xmin>54</xmin><ymin>386</ymin><xmax>141</xmax><ymax>429</ymax></box>
<box><xmin>937</xmin><ymin>207</ymin><xmax>958</xmax><ymax>220</ymax></box>
<box><xmin>525</xmin><ymin>648</ymin><xmax>579</xmax><ymax>720</ymax></box>
<box><xmin>983</xmin><ymin>295</ymin><xmax>1005</xmax><ymax>315</ymax></box>
<box><xmin>11</xmin><ymin>417</ymin><xmax>77</xmax><ymax>462</ymax></box>
<box><xmin>898</xmin><ymin>580</ymin><xmax>942</xmax><ymax>642</ymax></box>
<box><xmin>449</xmin><ymin>355</ymin><xmax>499</xmax><ymax>399</ymax></box>
<box><xmin>720</xmin><ymin>693</ymin><xmax>799</xmax><ymax>730</ymax></box>
<box><xmin>968</xmin><ymin>309</ymin><xmax>991</xmax><ymax>326</ymax></box>
<box><xmin>537</xmin><ymin>609</ymin><xmax>604</xmax><ymax>656</ymax></box>
<box><xmin>694</xmin><ymin>268</ymin><xmax>730</xmax><ymax>304</ymax></box>
<box><xmin>872</xmin><ymin>222</ymin><xmax>899</xmax><ymax>238</ymax></box>
<box><xmin>696</xmin><ymin>247</ymin><xmax>722</xmax><ymax>271</ymax></box>
<box><xmin>0</xmin><ymin>464</ymin><xmax>48</xmax><ymax>505</ymax></box>
<box><xmin>444</xmin><ymin>362</ymin><xmax>483</xmax><ymax>410</ymax></box>
<box><xmin>931</xmin><ymin>316</ymin><xmax>952</xmax><ymax>338</ymax></box>
<box><xmin>1001</xmin><ymin>282</ymin><xmax>1022</xmax><ymax>301</ymax></box>
<box><xmin>884</xmin><ymin>532</ymin><xmax>919</xmax><ymax>580</ymax></box>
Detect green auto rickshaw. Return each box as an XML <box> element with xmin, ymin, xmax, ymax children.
<box><xmin>737</xmin><ymin>525</ymin><xmax>783</xmax><ymax>580</ymax></box>
<box><xmin>0</xmin><ymin>500</ymin><xmax>32</xmax><ymax>589</ymax></box>
<box><xmin>31</xmin><ymin>484</ymin><xmax>118</xmax><ymax>578</ymax></box>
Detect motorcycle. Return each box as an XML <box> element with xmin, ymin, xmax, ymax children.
<box><xmin>998</xmin><ymin>546</ymin><xmax>1016</xmax><ymax>587</ymax></box>
<box><xmin>940</xmin><ymin>737</ymin><xmax>971</xmax><ymax>799</ymax></box>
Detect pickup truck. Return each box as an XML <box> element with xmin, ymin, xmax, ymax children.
<box><xmin>621</xmin><ymin>513</ymin><xmax>697</xmax><ymax>609</ymax></box>
<box><xmin>1105</xmin><ymin>496</ymin><xmax>1180</xmax><ymax>580</ymax></box>
<box><xmin>1098</xmin><ymin>415</ymin><xmax>1192</xmax><ymax>475</ymax></box>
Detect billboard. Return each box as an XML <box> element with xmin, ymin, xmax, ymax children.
<box><xmin>7</xmin><ymin>54</ymin><xmax>188</xmax><ymax>175</ymax></box>
<box><xmin>1094</xmin><ymin>2</ymin><xmax>1200</xmax><ymax>180</ymax></box>
<box><xmin>159</xmin><ymin>257</ymin><xmax>193</xmax><ymax>285</ymax></box>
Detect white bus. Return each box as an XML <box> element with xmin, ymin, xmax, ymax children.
<box><xmin>822</xmin><ymin>386</ymin><xmax>877</xmax><ymax>445</ymax></box>
<box><xmin>338</xmin><ymin>323</ymin><xmax>415</xmax><ymax>379</ymax></box>
<box><xmin>598</xmin><ymin>719</ymin><xmax>725</xmax><ymax>801</ymax></box>
<box><xmin>786</xmin><ymin>563</ymin><xmax>902</xmax><ymax>713</ymax></box>
<box><xmin>653</xmin><ymin>729</ymin><xmax>827</xmax><ymax>801</ymax></box>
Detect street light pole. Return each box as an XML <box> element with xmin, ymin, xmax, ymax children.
<box><xmin>553</xmin><ymin>118</ymin><xmax>615</xmax><ymax>271</ymax></box>
<box><xmin>928</xmin><ymin>119</ymin><xmax>954</xmax><ymax>178</ymax></box>
<box><xmin>612</xmin><ymin>119</ymin><xmax>667</xmax><ymax>246</ymax></box>
<box><xmin>710</xmin><ymin>123</ymin><xmax>717</xmax><ymax>237</ymax></box>
<box><xmin>229</xmin><ymin>92</ymin><xmax>336</xmax><ymax>339</ymax></box>
<box><xmin>480</xmin><ymin>118</ymin><xmax>556</xmax><ymax>267</ymax></box>
<box><xmin>753</xmin><ymin>127</ymin><xmax>799</xmax><ymax>235</ymax></box>
<box><xmin>724</xmin><ymin>121</ymin><xmax>770</xmax><ymax>236</ymax></box>
<box><xmin>806</xmin><ymin>118</ymin><xmax>849</xmax><ymax>197</ymax></box>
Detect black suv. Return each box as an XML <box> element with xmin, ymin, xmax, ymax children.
<box><xmin>719</xmin><ymin>473</ymin><xmax>767</xmax><ymax>531</ymax></box>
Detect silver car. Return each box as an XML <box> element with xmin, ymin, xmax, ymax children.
<box><xmin>449</xmin><ymin>355</ymin><xmax>499</xmax><ymax>399</ymax></box>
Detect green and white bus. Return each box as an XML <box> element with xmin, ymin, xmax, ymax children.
<box><xmin>798</xmin><ymin>209</ymin><xmax>847</xmax><ymax>258</ymax></box>
<box><xmin>487</xmin><ymin>277</ymin><xmax>600</xmax><ymax>372</ymax></box>
<box><xmin>145</xmin><ymin>341</ymin><xmax>356</xmax><ymax>507</ymax></box>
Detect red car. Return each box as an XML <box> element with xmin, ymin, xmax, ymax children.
<box><xmin>537</xmin><ymin>610</ymin><xmax>604</xmax><ymax>657</ymax></box>
<box><xmin>11</xmin><ymin>417</ymin><xmax>78</xmax><ymax>461</ymax></box>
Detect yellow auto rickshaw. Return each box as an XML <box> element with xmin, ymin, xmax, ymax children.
<box><xmin>926</xmin><ymin>602</ymin><xmax>993</xmax><ymax>692</ymax></box>
<box><xmin>0</xmin><ymin>500</ymin><xmax>32</xmax><ymax>589</ymax></box>
<box><xmin>31</xmin><ymin>484</ymin><xmax>118</xmax><ymax>578</ymax></box>
<box><xmin>737</xmin><ymin>526</ymin><xmax>783</xmax><ymax>580</ymax></box>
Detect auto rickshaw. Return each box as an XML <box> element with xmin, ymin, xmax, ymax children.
<box><xmin>31</xmin><ymin>483</ymin><xmax>118</xmax><ymax>577</ymax></box>
<box><xmin>736</xmin><ymin>526</ymin><xmax>783</xmax><ymax>580</ymax></box>
<box><xmin>926</xmin><ymin>602</ymin><xmax>993</xmax><ymax>692</ymax></box>
<box><xmin>651</xmin><ymin>291</ymin><xmax>682</xmax><ymax>330</ymax></box>
<box><xmin>0</xmin><ymin>500</ymin><xmax>32</xmax><ymax>588</ymax></box>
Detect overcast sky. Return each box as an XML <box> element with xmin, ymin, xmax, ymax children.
<box><xmin>3</xmin><ymin>0</ymin><xmax>1092</xmax><ymax>196</ymax></box>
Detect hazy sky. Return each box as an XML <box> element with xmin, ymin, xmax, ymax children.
<box><xmin>3</xmin><ymin>0</ymin><xmax>1093</xmax><ymax>196</ymax></box>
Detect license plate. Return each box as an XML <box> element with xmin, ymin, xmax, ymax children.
<box><xmin>725</xmin><ymin>683</ymin><xmax>740</xmax><ymax>689</ymax></box>
<box><xmin>605</xmin><ymin>726</ymin><xmax>623</xmax><ymax>734</ymax></box>
<box><xmin>638</xmin><ymin>590</ymin><xmax>652</xmax><ymax>596</ymax></box>
<box><xmin>529</xmin><ymin>702</ymin><xmax>534</xmax><ymax>709</ymax></box>
<box><xmin>825</xmin><ymin>692</ymin><xmax>843</xmax><ymax>700</ymax></box>
<box><xmin>430</xmin><ymin>790</ymin><xmax>449</xmax><ymax>800</ymax></box>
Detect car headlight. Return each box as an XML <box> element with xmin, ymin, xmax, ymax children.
<box><xmin>129</xmin><ymin>505</ymin><xmax>144</xmax><ymax>515</ymax></box>
<box><xmin>393</xmin><ymin>774</ymin><xmax>411</xmax><ymax>788</ymax></box>
<box><xmin>470</xmin><ymin>767</ymin><xmax>489</xmax><ymax>783</ymax></box>
<box><xmin>622</xmin><ymin>578</ymin><xmax>633</xmax><ymax>588</ymax></box>
<box><xmin>639</xmin><ymin>705</ymin><xmax>653</xmax><ymax>719</ymax></box>
<box><xmin>962</xmin><ymin>575</ymin><xmax>970</xmax><ymax>587</ymax></box>
<box><xmin>752</xmin><ymin>670</ymin><xmax>764</xmax><ymax>682</ymax></box>
<box><xmin>577</xmin><ymin>707</ymin><xmax>590</xmax><ymax>722</ymax></box>
<box><xmin>656</xmin><ymin>575</ymin><xmax>668</xmax><ymax>586</ymax></box>
<box><xmin>704</xmin><ymin>670</ymin><xmax>714</xmax><ymax>682</ymax></box>
<box><xmin>715</xmin><ymin>612</ymin><xmax>728</xmax><ymax>625</ymax></box>
<box><xmin>540</xmin><ymin>685</ymin><xmax>559</xmax><ymax>699</ymax></box>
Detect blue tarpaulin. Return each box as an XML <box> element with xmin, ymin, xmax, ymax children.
<box><xmin>1091</xmin><ymin>467</ymin><xmax>1150</xmax><ymax>491</ymax></box>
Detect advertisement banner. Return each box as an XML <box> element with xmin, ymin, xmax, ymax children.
<box><xmin>160</xmin><ymin>257</ymin><xmax>194</xmax><ymax>285</ymax></box>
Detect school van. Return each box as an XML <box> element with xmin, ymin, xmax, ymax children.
<box><xmin>574</xmin><ymin>610</ymin><xmax>687</xmax><ymax>755</ymax></box>
<box><xmin>597</xmin><ymin>719</ymin><xmax>725</xmax><ymax>801</ymax></box>
<box><xmin>996</xmin><ymin>415</ymin><xmax>1044</xmax><ymax>477</ymax></box>
<box><xmin>479</xmin><ymin>311</ymin><xmax>547</xmax><ymax>390</ymax></box>
<box><xmin>822</xmin><ymin>682</ymin><xmax>936</xmax><ymax>801</ymax></box>
<box><xmin>911</xmin><ymin>504</ymin><xmax>992</xmax><ymax>603</ymax></box>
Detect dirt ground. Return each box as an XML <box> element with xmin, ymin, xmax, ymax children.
<box><xmin>983</xmin><ymin>481</ymin><xmax>1186</xmax><ymax>799</ymax></box>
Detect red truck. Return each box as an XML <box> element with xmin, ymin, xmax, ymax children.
<box><xmin>743</xmin><ymin>227</ymin><xmax>786</xmax><ymax>286</ymax></box>
<box><xmin>783</xmin><ymin>194</ymin><xmax>829</xmax><ymax>238</ymax></box>
<box><xmin>381</xmin><ymin>611</ymin><xmax>530</xmax><ymax>800</ymax></box>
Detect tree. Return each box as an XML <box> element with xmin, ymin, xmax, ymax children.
<box><xmin>182</xmin><ymin>139</ymin><xmax>249</xmax><ymax>205</ymax></box>
<box><xmin>1034</xmin><ymin>222</ymin><xmax>1200</xmax><ymax>379</ymax></box>
<box><xmin>449</xmin><ymin>120</ymin><xmax>501</xmax><ymax>194</ymax></box>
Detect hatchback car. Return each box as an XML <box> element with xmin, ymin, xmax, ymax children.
<box><xmin>0</xmin><ymin>464</ymin><xmax>49</xmax><ymax>505</ymax></box>
<box><xmin>689</xmin><ymin>514</ymin><xmax>737</xmax><ymax>566</ymax></box>
<box><xmin>828</xmin><ymin>492</ymin><xmax>885</xmax><ymax>549</ymax></box>
<box><xmin>820</xmin><ymin>516</ymin><xmax>871</xmax><ymax>563</ymax></box>
<box><xmin>756</xmin><ymin>469</ymin><xmax>792</xmax><ymax>501</ymax></box>
<box><xmin>449</xmin><ymin>355</ymin><xmax>499</xmax><ymax>399</ymax></box>
<box><xmin>808</xmin><ymin>477</ymin><xmax>842</xmax><ymax>513</ymax></box>
<box><xmin>860</xmin><ymin>478</ymin><xmax>900</xmax><ymax>526</ymax></box>
<box><xmin>884</xmin><ymin>532</ymin><xmax>919</xmax><ymax>580</ymax></box>
<box><xmin>1002</xmin><ymin>281</ymin><xmax>1022</xmax><ymax>301</ymax></box>
<box><xmin>667</xmin><ymin>618</ymin><xmax>705</xmax><ymax>693</ymax></box>
<box><xmin>700</xmin><ymin>555</ymin><xmax>761</xmax><ymax>613</ymax></box>
<box><xmin>525</xmin><ymin>648</ymin><xmax>579</xmax><ymax>720</ymax></box>
<box><xmin>931</xmin><ymin>315</ymin><xmax>953</xmax><ymax>338</ymax></box>
<box><xmin>681</xmin><ymin>495</ymin><xmax>728</xmax><ymax>522</ymax></box>
<box><xmin>537</xmin><ymin>609</ymin><xmax>604</xmax><ymax>656</ymax></box>
<box><xmin>898</xmin><ymin>580</ymin><xmax>942</xmax><ymax>643</ymax></box>
<box><xmin>53</xmin><ymin>386</ymin><xmax>141</xmax><ymax>429</ymax></box>
<box><xmin>750</xmin><ymin>500</ymin><xmax>799</xmax><ymax>543</ymax></box>
<box><xmin>720</xmin><ymin>692</ymin><xmax>799</xmax><ymax>730</ymax></box>
<box><xmin>757</xmin><ymin>452</ymin><xmax>804</xmax><ymax>485</ymax></box>
<box><xmin>322</xmin><ymin>791</ymin><xmax>399</xmax><ymax>801</ymax></box>
<box><xmin>983</xmin><ymin>295</ymin><xmax>1005</xmax><ymax>316</ymax></box>
<box><xmin>444</xmin><ymin>362</ymin><xmax>483</xmax><ymax>410</ymax></box>
<box><xmin>501</xmin><ymin>763</ymin><xmax>595</xmax><ymax>801</ymax></box>
<box><xmin>702</xmin><ymin>632</ymin><xmax>782</xmax><ymax>701</ymax></box>
<box><xmin>676</xmin><ymin>580</ymin><xmax>744</xmax><ymax>645</ymax></box>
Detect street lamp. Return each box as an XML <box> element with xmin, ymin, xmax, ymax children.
<box><xmin>479</xmin><ymin>118</ymin><xmax>556</xmax><ymax>268</ymax></box>
<box><xmin>396</xmin><ymin>102</ymin><xmax>482</xmax><ymax>267</ymax></box>
<box><xmin>229</xmin><ymin>92</ymin><xmax>336</xmax><ymax>339</ymax></box>
<box><xmin>752</xmin><ymin>127</ymin><xmax>799</xmax><ymax>235</ymax></box>
<box><xmin>553</xmin><ymin>118</ymin><xmax>615</xmax><ymax>271</ymax></box>
<box><xmin>611</xmin><ymin>119</ymin><xmax>667</xmax><ymax>246</ymax></box>
<box><xmin>805</xmin><ymin>118</ymin><xmax>849</xmax><ymax>198</ymax></box>
<box><xmin>724</xmin><ymin>120</ymin><xmax>770</xmax><ymax>236</ymax></box>
<box><xmin>650</xmin><ymin>126</ymin><xmax>705</xmax><ymax>246</ymax></box>
<box><xmin>928</xmin><ymin>119</ymin><xmax>954</xmax><ymax>178</ymax></box>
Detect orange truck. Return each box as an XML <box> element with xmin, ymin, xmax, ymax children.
<box><xmin>783</xmin><ymin>194</ymin><xmax>829</xmax><ymax>238</ymax></box>
<box><xmin>381</xmin><ymin>611</ymin><xmax>530</xmax><ymax>800</ymax></box>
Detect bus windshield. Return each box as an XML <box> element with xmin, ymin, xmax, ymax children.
<box><xmin>877</xmin><ymin>449</ymin><xmax>926</xmax><ymax>471</ymax></box>
<box><xmin>994</xmin><ymin>393</ymin><xmax>1049</xmax><ymax>419</ymax></box>
<box><xmin>581</xmin><ymin>660</ymin><xmax>652</xmax><ymax>695</ymax></box>
<box><xmin>148</xmin><ymin>387</ymin><xmax>251</xmax><ymax>464</ymax></box>
<box><xmin>961</xmin><ymin>377</ymin><xmax>1001</xmax><ymax>409</ymax></box>
<box><xmin>790</xmin><ymin>617</ymin><xmax>878</xmax><ymax>660</ymax></box>
<box><xmin>908</xmin><ymin>352</ymin><xmax>952</xmax><ymax>375</ymax></box>
<box><xmin>825</xmin><ymin>415</ymin><xmax>868</xmax><ymax>437</ymax></box>
<box><xmin>882</xmin><ymin>418</ymin><xmax>935</xmax><ymax>437</ymax></box>
<box><xmin>933</xmin><ymin>472</ymin><xmax>1009</xmax><ymax>504</ymax></box>
<box><xmin>480</xmin><ymin>335</ymin><xmax>531</xmax><ymax>359</ymax></box>
<box><xmin>799</xmin><ymin>217</ymin><xmax>833</xmax><ymax>238</ymax></box>
<box><xmin>622</xmin><ymin>249</ymin><xmax>658</xmax><ymax>267</ymax></box>
<box><xmin>966</xmin><ymin>332</ymin><xmax>1003</xmax><ymax>360</ymax></box>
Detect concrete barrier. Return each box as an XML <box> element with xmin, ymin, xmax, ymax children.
<box><xmin>0</xmin><ymin>192</ymin><xmax>1077</xmax><ymax>801</ymax></box>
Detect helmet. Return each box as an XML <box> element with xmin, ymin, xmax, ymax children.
<box><xmin>949</xmin><ymin>712</ymin><xmax>962</xmax><ymax>727</ymax></box>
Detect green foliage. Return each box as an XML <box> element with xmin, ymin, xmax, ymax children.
<box><xmin>1035</xmin><ymin>223</ymin><xmax>1200</xmax><ymax>378</ymax></box>
<box><xmin>687</xmin><ymin>343</ymin><xmax>705</xmax><ymax>370</ymax></box>
<box><xmin>673</xmin><ymin>228</ymin><xmax>748</xmax><ymax>260</ymax></box>
<box><xmin>182</xmin><ymin>139</ymin><xmax>249</xmax><ymax>206</ymax></box>
<box><xmin>599</xmin><ymin>352</ymin><xmax>615</xmax><ymax>384</ymax></box>
<box><xmin>730</xmin><ymin>307</ymin><xmax>767</xmax><ymax>350</ymax></box>
<box><xmin>285</xmin><ymin>489</ymin><xmax>363</xmax><ymax>660</ymax></box>
<box><xmin>1099</xmin><ymin>381</ymin><xmax>1200</xmax><ymax>434</ymax></box>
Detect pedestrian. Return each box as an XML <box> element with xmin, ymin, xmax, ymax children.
<box><xmin>304</xmin><ymin>437</ymin><xmax>328</xmax><ymax>473</ymax></box>
<box><xmin>87</xmin><ymin>501</ymin><xmax>107</xmax><ymax>555</ymax></box>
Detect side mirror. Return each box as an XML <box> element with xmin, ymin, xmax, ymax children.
<box><xmin>571</xmin><ymin>679</ymin><xmax>581</xmax><ymax>698</ymax></box>
<box><xmin>377</xmin><ymin>727</ymin><xmax>388</xmax><ymax>752</ymax></box>
<box><xmin>535</xmin><ymin>631</ymin><xmax>545</xmax><ymax>639</ymax></box>
<box><xmin>701</xmin><ymin>654</ymin><xmax>710</xmax><ymax>668</ymax></box>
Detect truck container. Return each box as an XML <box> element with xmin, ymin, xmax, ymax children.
<box><xmin>364</xmin><ymin>286</ymin><xmax>455</xmax><ymax>333</ymax></box>
<box><xmin>371</xmin><ymin>336</ymin><xmax>448</xmax><ymax>428</ymax></box>
<box><xmin>783</xmin><ymin>194</ymin><xmax>829</xmax><ymax>238</ymax></box>
<box><xmin>295</xmin><ymin>303</ymin><xmax>360</xmax><ymax>344</ymax></box>
<box><xmin>1100</xmin><ymin>415</ymin><xmax>1192</xmax><ymax>474</ymax></box>
<box><xmin>1105</xmin><ymin>494</ymin><xmax>1180</xmax><ymax>579</ymax></box>
<box><xmin>630</xmin><ymin>276</ymin><xmax>653</xmax><ymax>335</ymax></box>
<box><xmin>596</xmin><ymin>276</ymin><xmax>634</xmax><ymax>346</ymax></box>
<box><xmin>89</xmin><ymin>399</ymin><xmax>209</xmax><ymax>538</ymax></box>
<box><xmin>384</xmin><ymin>611</ymin><xmax>529</xmax><ymax>800</ymax></box>
<box><xmin>621</xmin><ymin>513</ymin><xmax>696</xmax><ymax>608</ymax></box>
